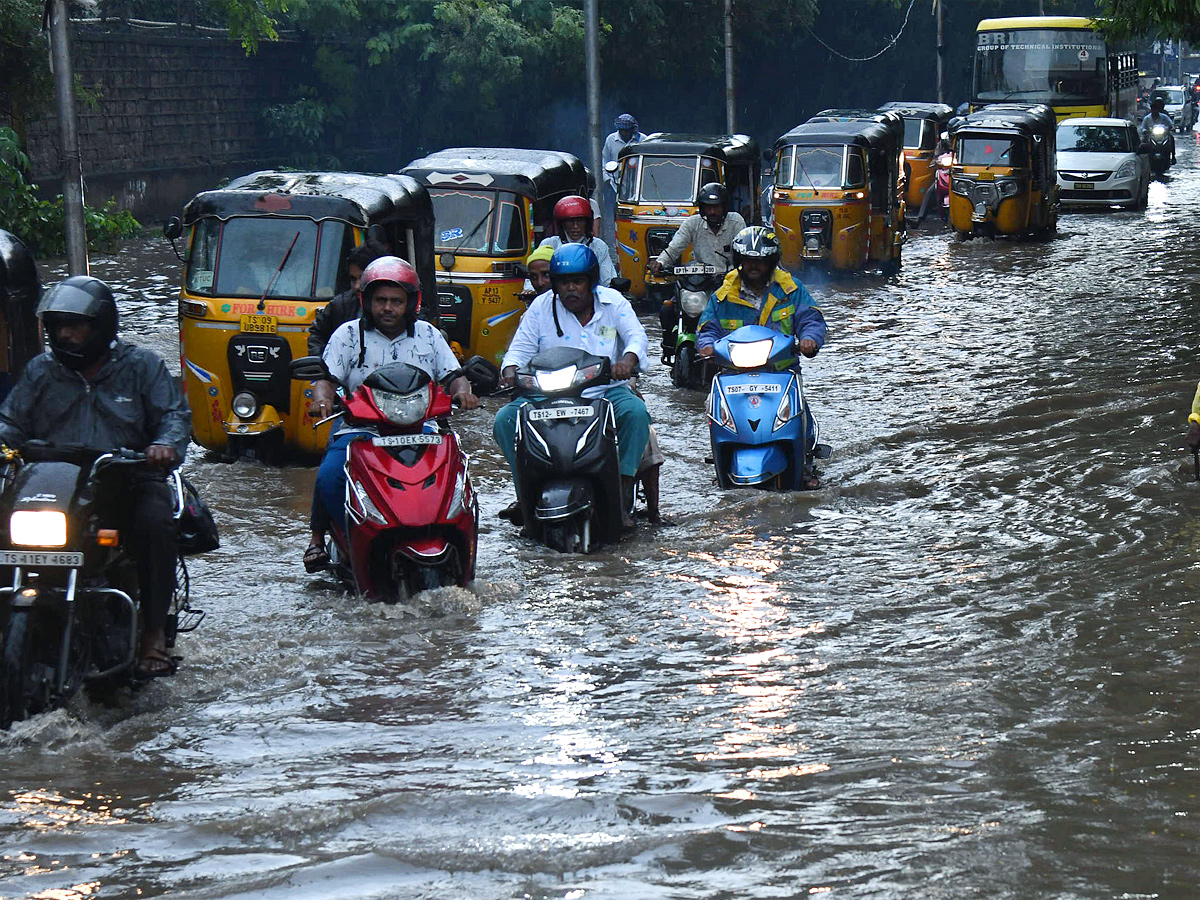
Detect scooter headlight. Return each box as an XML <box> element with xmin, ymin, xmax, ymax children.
<box><xmin>772</xmin><ymin>384</ymin><xmax>796</xmax><ymax>432</ymax></box>
<box><xmin>1151</xmin><ymin>124</ymin><xmax>1168</xmax><ymax>138</ymax></box>
<box><xmin>371</xmin><ymin>386</ymin><xmax>429</xmax><ymax>426</ymax></box>
<box><xmin>728</xmin><ymin>339</ymin><xmax>773</xmax><ymax>370</ymax></box>
<box><xmin>572</xmin><ymin>362</ymin><xmax>605</xmax><ymax>385</ymax></box>
<box><xmin>679</xmin><ymin>289</ymin><xmax>708</xmax><ymax>317</ymax></box>
<box><xmin>534</xmin><ymin>365</ymin><xmax>577</xmax><ymax>393</ymax></box>
<box><xmin>231</xmin><ymin>391</ymin><xmax>258</xmax><ymax>420</ymax></box>
<box><xmin>10</xmin><ymin>510</ymin><xmax>68</xmax><ymax>548</ymax></box>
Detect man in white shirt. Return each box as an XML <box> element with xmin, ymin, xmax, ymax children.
<box><xmin>538</xmin><ymin>195</ymin><xmax>620</xmax><ymax>287</ymax></box>
<box><xmin>304</xmin><ymin>257</ymin><xmax>478</xmax><ymax>569</ymax></box>
<box><xmin>601</xmin><ymin>113</ymin><xmax>646</xmax><ymax>241</ymax></box>
<box><xmin>493</xmin><ymin>243</ymin><xmax>650</xmax><ymax>529</ymax></box>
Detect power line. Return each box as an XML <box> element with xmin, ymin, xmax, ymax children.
<box><xmin>804</xmin><ymin>0</ymin><xmax>920</xmax><ymax>63</ymax></box>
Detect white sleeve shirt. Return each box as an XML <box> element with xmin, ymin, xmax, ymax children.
<box><xmin>323</xmin><ymin>319</ymin><xmax>460</xmax><ymax>394</ymax></box>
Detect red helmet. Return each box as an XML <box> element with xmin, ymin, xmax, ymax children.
<box><xmin>553</xmin><ymin>195</ymin><xmax>593</xmax><ymax>240</ymax></box>
<box><xmin>358</xmin><ymin>256</ymin><xmax>421</xmax><ymax>331</ymax></box>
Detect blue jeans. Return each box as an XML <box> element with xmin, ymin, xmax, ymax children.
<box><xmin>314</xmin><ymin>430</ymin><xmax>364</xmax><ymax>535</ymax></box>
<box><xmin>493</xmin><ymin>384</ymin><xmax>650</xmax><ymax>479</ymax></box>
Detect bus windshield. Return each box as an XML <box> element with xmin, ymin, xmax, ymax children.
<box><xmin>428</xmin><ymin>188</ymin><xmax>527</xmax><ymax>256</ymax></box>
<box><xmin>975</xmin><ymin>28</ymin><xmax>1106</xmax><ymax>104</ymax></box>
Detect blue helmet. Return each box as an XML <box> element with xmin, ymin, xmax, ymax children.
<box><xmin>549</xmin><ymin>243</ymin><xmax>600</xmax><ymax>287</ymax></box>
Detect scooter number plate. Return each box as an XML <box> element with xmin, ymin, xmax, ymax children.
<box><xmin>724</xmin><ymin>383</ymin><xmax>782</xmax><ymax>394</ymax></box>
<box><xmin>373</xmin><ymin>434</ymin><xmax>444</xmax><ymax>447</ymax></box>
<box><xmin>0</xmin><ymin>550</ymin><xmax>83</xmax><ymax>567</ymax></box>
<box><xmin>240</xmin><ymin>314</ymin><xmax>277</xmax><ymax>334</ymax></box>
<box><xmin>528</xmin><ymin>406</ymin><xmax>595</xmax><ymax>421</ymax></box>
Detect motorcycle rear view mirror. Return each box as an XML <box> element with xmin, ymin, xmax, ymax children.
<box><xmin>290</xmin><ymin>356</ymin><xmax>331</xmax><ymax>381</ymax></box>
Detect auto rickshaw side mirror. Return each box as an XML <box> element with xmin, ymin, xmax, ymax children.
<box><xmin>163</xmin><ymin>216</ymin><xmax>183</xmax><ymax>240</ymax></box>
<box><xmin>603</xmin><ymin>161</ymin><xmax>619</xmax><ymax>173</ymax></box>
<box><xmin>290</xmin><ymin>356</ymin><xmax>331</xmax><ymax>381</ymax></box>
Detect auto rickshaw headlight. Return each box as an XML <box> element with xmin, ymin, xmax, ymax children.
<box><xmin>680</xmin><ymin>289</ymin><xmax>708</xmax><ymax>317</ymax></box>
<box><xmin>997</xmin><ymin>180</ymin><xmax>1020</xmax><ymax>198</ymax></box>
<box><xmin>231</xmin><ymin>391</ymin><xmax>258</xmax><ymax>420</ymax></box>
<box><xmin>952</xmin><ymin>178</ymin><xmax>972</xmax><ymax>196</ymax></box>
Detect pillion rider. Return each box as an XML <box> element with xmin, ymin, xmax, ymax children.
<box><xmin>648</xmin><ymin>181</ymin><xmax>747</xmax><ymax>364</ymax></box>
<box><xmin>493</xmin><ymin>243</ymin><xmax>651</xmax><ymax>530</ymax></box>
<box><xmin>0</xmin><ymin>276</ymin><xmax>191</xmax><ymax>677</ymax></box>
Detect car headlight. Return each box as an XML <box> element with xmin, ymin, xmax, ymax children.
<box><xmin>535</xmin><ymin>366</ymin><xmax>577</xmax><ymax>393</ymax></box>
<box><xmin>1114</xmin><ymin>159</ymin><xmax>1138</xmax><ymax>179</ymax></box>
<box><xmin>10</xmin><ymin>510</ymin><xmax>68</xmax><ymax>548</ymax></box>
<box><xmin>231</xmin><ymin>391</ymin><xmax>258</xmax><ymax>420</ymax></box>
<box><xmin>372</xmin><ymin>386</ymin><xmax>429</xmax><ymax>426</ymax></box>
<box><xmin>680</xmin><ymin>289</ymin><xmax>708</xmax><ymax>317</ymax></box>
<box><xmin>728</xmin><ymin>339</ymin><xmax>773</xmax><ymax>370</ymax></box>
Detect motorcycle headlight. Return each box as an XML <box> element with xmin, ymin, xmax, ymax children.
<box><xmin>535</xmin><ymin>366</ymin><xmax>577</xmax><ymax>393</ymax></box>
<box><xmin>772</xmin><ymin>383</ymin><xmax>796</xmax><ymax>432</ymax></box>
<box><xmin>231</xmin><ymin>391</ymin><xmax>258</xmax><ymax>420</ymax></box>
<box><xmin>1114</xmin><ymin>159</ymin><xmax>1138</xmax><ymax>179</ymax></box>
<box><xmin>1152</xmin><ymin>124</ymin><xmax>1168</xmax><ymax>138</ymax></box>
<box><xmin>371</xmin><ymin>386</ymin><xmax>429</xmax><ymax>426</ymax></box>
<box><xmin>10</xmin><ymin>510</ymin><xmax>68</xmax><ymax>548</ymax></box>
<box><xmin>349</xmin><ymin>477</ymin><xmax>387</xmax><ymax>525</ymax></box>
<box><xmin>680</xmin><ymin>289</ymin><xmax>708</xmax><ymax>317</ymax></box>
<box><xmin>728</xmin><ymin>339</ymin><xmax>773</xmax><ymax>370</ymax></box>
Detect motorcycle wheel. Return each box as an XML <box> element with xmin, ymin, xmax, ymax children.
<box><xmin>673</xmin><ymin>345</ymin><xmax>694</xmax><ymax>389</ymax></box>
<box><xmin>1</xmin><ymin>610</ymin><xmax>56</xmax><ymax>728</ymax></box>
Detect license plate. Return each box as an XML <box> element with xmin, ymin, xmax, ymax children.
<box><xmin>0</xmin><ymin>550</ymin><xmax>83</xmax><ymax>567</ymax></box>
<box><xmin>373</xmin><ymin>434</ymin><xmax>444</xmax><ymax>447</ymax></box>
<box><xmin>240</xmin><ymin>314</ymin><xmax>277</xmax><ymax>334</ymax></box>
<box><xmin>725</xmin><ymin>383</ymin><xmax>782</xmax><ymax>394</ymax></box>
<box><xmin>1074</xmin><ymin>182</ymin><xmax>1095</xmax><ymax>190</ymax></box>
<box><xmin>673</xmin><ymin>264</ymin><xmax>720</xmax><ymax>275</ymax></box>
<box><xmin>528</xmin><ymin>406</ymin><xmax>595</xmax><ymax>421</ymax></box>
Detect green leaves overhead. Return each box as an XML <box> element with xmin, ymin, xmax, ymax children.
<box><xmin>1097</xmin><ymin>0</ymin><xmax>1200</xmax><ymax>42</ymax></box>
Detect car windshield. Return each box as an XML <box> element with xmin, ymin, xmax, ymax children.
<box><xmin>1152</xmin><ymin>88</ymin><xmax>1184</xmax><ymax>104</ymax></box>
<box><xmin>956</xmin><ymin>135</ymin><xmax>1029</xmax><ymax>168</ymax></box>
<box><xmin>635</xmin><ymin>156</ymin><xmax>699</xmax><ymax>203</ymax></box>
<box><xmin>429</xmin><ymin>188</ymin><xmax>527</xmax><ymax>255</ymax></box>
<box><xmin>776</xmin><ymin>145</ymin><xmax>864</xmax><ymax>189</ymax></box>
<box><xmin>188</xmin><ymin>217</ymin><xmax>348</xmax><ymax>299</ymax></box>
<box><xmin>1056</xmin><ymin>124</ymin><xmax>1132</xmax><ymax>153</ymax></box>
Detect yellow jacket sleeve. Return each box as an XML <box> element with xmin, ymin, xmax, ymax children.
<box><xmin>1189</xmin><ymin>381</ymin><xmax>1200</xmax><ymax>424</ymax></box>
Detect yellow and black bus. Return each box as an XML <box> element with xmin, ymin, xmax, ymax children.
<box><xmin>973</xmin><ymin>16</ymin><xmax>1137</xmax><ymax>122</ymax></box>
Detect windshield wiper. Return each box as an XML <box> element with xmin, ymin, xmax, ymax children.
<box><xmin>453</xmin><ymin>206</ymin><xmax>494</xmax><ymax>254</ymax></box>
<box><xmin>257</xmin><ymin>230</ymin><xmax>301</xmax><ymax>312</ymax></box>
<box><xmin>645</xmin><ymin>170</ymin><xmax>674</xmax><ymax>214</ymax></box>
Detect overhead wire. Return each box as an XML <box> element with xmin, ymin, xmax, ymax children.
<box><xmin>803</xmin><ymin>0</ymin><xmax>920</xmax><ymax>63</ymax></box>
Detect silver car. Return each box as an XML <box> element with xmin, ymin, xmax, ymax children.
<box><xmin>1056</xmin><ymin>118</ymin><xmax>1150</xmax><ymax>209</ymax></box>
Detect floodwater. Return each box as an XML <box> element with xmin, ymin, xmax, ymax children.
<box><xmin>4</xmin><ymin>137</ymin><xmax>1200</xmax><ymax>900</ymax></box>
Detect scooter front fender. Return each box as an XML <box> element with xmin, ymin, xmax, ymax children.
<box><xmin>535</xmin><ymin>479</ymin><xmax>595</xmax><ymax>521</ymax></box>
<box><xmin>729</xmin><ymin>444</ymin><xmax>789</xmax><ymax>486</ymax></box>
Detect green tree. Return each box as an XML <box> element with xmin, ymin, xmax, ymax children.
<box><xmin>1098</xmin><ymin>0</ymin><xmax>1200</xmax><ymax>42</ymax></box>
<box><xmin>0</xmin><ymin>0</ymin><xmax>52</xmax><ymax>144</ymax></box>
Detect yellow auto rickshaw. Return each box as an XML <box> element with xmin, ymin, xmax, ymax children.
<box><xmin>0</xmin><ymin>230</ymin><xmax>42</xmax><ymax>403</ymax></box>
<box><xmin>166</xmin><ymin>170</ymin><xmax>437</xmax><ymax>461</ymax></box>
<box><xmin>772</xmin><ymin>119</ymin><xmax>905</xmax><ymax>275</ymax></box>
<box><xmin>947</xmin><ymin>103</ymin><xmax>1059</xmax><ymax>240</ymax></box>
<box><xmin>878</xmin><ymin>102</ymin><xmax>955</xmax><ymax>208</ymax></box>
<box><xmin>609</xmin><ymin>134</ymin><xmax>761</xmax><ymax>304</ymax></box>
<box><xmin>400</xmin><ymin>148</ymin><xmax>589</xmax><ymax>366</ymax></box>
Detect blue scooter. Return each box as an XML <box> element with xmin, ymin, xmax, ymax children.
<box><xmin>705</xmin><ymin>324</ymin><xmax>831</xmax><ymax>490</ymax></box>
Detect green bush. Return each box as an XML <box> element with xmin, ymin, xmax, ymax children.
<box><xmin>0</xmin><ymin>127</ymin><xmax>141</xmax><ymax>257</ymax></box>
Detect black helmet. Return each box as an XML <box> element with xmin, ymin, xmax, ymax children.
<box><xmin>1151</xmin><ymin>96</ymin><xmax>1166</xmax><ymax>112</ymax></box>
<box><xmin>697</xmin><ymin>182</ymin><xmax>730</xmax><ymax>208</ymax></box>
<box><xmin>731</xmin><ymin>225</ymin><xmax>781</xmax><ymax>272</ymax></box>
<box><xmin>38</xmin><ymin>275</ymin><xmax>118</xmax><ymax>370</ymax></box>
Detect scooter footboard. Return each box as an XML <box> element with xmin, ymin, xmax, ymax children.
<box><xmin>535</xmin><ymin>479</ymin><xmax>595</xmax><ymax>522</ymax></box>
<box><xmin>728</xmin><ymin>444</ymin><xmax>790</xmax><ymax>486</ymax></box>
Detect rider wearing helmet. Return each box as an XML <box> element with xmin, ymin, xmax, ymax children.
<box><xmin>0</xmin><ymin>275</ymin><xmax>191</xmax><ymax>676</ymax></box>
<box><xmin>494</xmin><ymin>243</ymin><xmax>651</xmax><ymax>529</ymax></box>
<box><xmin>538</xmin><ymin>195</ymin><xmax>620</xmax><ymax>288</ymax></box>
<box><xmin>1141</xmin><ymin>96</ymin><xmax>1177</xmax><ymax>163</ymax></box>
<box><xmin>697</xmin><ymin>225</ymin><xmax>826</xmax><ymax>360</ymax></box>
<box><xmin>306</xmin><ymin>256</ymin><xmax>478</xmax><ymax>569</ymax></box>
<box><xmin>648</xmin><ymin>182</ymin><xmax>748</xmax><ymax>362</ymax></box>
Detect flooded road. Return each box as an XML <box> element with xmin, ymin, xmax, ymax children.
<box><xmin>5</xmin><ymin>137</ymin><xmax>1200</xmax><ymax>899</ymax></box>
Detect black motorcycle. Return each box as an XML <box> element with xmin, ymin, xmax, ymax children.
<box><xmin>667</xmin><ymin>263</ymin><xmax>723</xmax><ymax>390</ymax></box>
<box><xmin>0</xmin><ymin>444</ymin><xmax>207</xmax><ymax>727</ymax></box>
<box><xmin>512</xmin><ymin>347</ymin><xmax>626</xmax><ymax>553</ymax></box>
<box><xmin>1145</xmin><ymin>123</ymin><xmax>1173</xmax><ymax>175</ymax></box>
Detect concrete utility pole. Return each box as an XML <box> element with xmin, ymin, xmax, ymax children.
<box><xmin>585</xmin><ymin>0</ymin><xmax>602</xmax><ymax>200</ymax></box>
<box><xmin>934</xmin><ymin>0</ymin><xmax>945</xmax><ymax>105</ymax></box>
<box><xmin>48</xmin><ymin>0</ymin><xmax>88</xmax><ymax>275</ymax></box>
<box><xmin>725</xmin><ymin>0</ymin><xmax>736</xmax><ymax>133</ymax></box>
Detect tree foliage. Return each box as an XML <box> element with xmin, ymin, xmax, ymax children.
<box><xmin>1097</xmin><ymin>0</ymin><xmax>1200</xmax><ymax>42</ymax></box>
<box><xmin>0</xmin><ymin>0</ymin><xmax>52</xmax><ymax>143</ymax></box>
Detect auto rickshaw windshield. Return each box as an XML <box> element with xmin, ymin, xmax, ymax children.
<box><xmin>776</xmin><ymin>145</ymin><xmax>865</xmax><ymax>189</ymax></box>
<box><xmin>902</xmin><ymin>118</ymin><xmax>938</xmax><ymax>150</ymax></box>
<box><xmin>956</xmin><ymin>135</ymin><xmax>1029</xmax><ymax>167</ymax></box>
<box><xmin>1056</xmin><ymin>124</ymin><xmax>1134</xmax><ymax>152</ymax></box>
<box><xmin>429</xmin><ymin>188</ymin><xmax>526</xmax><ymax>255</ymax></box>
<box><xmin>187</xmin><ymin>217</ymin><xmax>349</xmax><ymax>299</ymax></box>
<box><xmin>631</xmin><ymin>156</ymin><xmax>714</xmax><ymax>204</ymax></box>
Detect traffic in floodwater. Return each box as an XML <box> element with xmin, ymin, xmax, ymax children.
<box><xmin>3</xmin><ymin>135</ymin><xmax>1200</xmax><ymax>898</ymax></box>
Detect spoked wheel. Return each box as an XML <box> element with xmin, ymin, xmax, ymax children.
<box><xmin>2</xmin><ymin>609</ymin><xmax>58</xmax><ymax>728</ymax></box>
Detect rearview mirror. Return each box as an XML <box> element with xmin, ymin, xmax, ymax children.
<box><xmin>162</xmin><ymin>216</ymin><xmax>183</xmax><ymax>240</ymax></box>
<box><xmin>603</xmin><ymin>161</ymin><xmax>619</xmax><ymax>173</ymax></box>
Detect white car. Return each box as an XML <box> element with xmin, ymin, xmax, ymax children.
<box><xmin>1056</xmin><ymin>118</ymin><xmax>1150</xmax><ymax>209</ymax></box>
<box><xmin>1150</xmin><ymin>85</ymin><xmax>1193</xmax><ymax>131</ymax></box>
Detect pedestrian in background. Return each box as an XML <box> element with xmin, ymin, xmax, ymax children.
<box><xmin>601</xmin><ymin>113</ymin><xmax>647</xmax><ymax>243</ymax></box>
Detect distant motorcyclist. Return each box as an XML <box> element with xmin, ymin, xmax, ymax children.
<box><xmin>0</xmin><ymin>276</ymin><xmax>191</xmax><ymax>677</ymax></box>
<box><xmin>1141</xmin><ymin>97</ymin><xmax>1176</xmax><ymax>164</ymax></box>
<box><xmin>538</xmin><ymin>195</ymin><xmax>621</xmax><ymax>289</ymax></box>
<box><xmin>697</xmin><ymin>226</ymin><xmax>826</xmax><ymax>360</ymax></box>
<box><xmin>648</xmin><ymin>182</ymin><xmax>746</xmax><ymax>362</ymax></box>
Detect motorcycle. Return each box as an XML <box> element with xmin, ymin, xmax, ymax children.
<box><xmin>1146</xmin><ymin>123</ymin><xmax>1173</xmax><ymax>175</ymax></box>
<box><xmin>0</xmin><ymin>444</ymin><xmax>206</xmax><ymax>728</ymax></box>
<box><xmin>292</xmin><ymin>357</ymin><xmax>478</xmax><ymax>602</ymax></box>
<box><xmin>668</xmin><ymin>263</ymin><xmax>723</xmax><ymax>390</ymax></box>
<box><xmin>512</xmin><ymin>346</ymin><xmax>626</xmax><ymax>553</ymax></box>
<box><xmin>705</xmin><ymin>324</ymin><xmax>831</xmax><ymax>491</ymax></box>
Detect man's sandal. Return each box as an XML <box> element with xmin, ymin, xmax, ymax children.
<box><xmin>304</xmin><ymin>542</ymin><xmax>331</xmax><ymax>573</ymax></box>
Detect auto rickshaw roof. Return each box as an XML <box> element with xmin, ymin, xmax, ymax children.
<box><xmin>807</xmin><ymin>109</ymin><xmax>905</xmax><ymax>143</ymax></box>
<box><xmin>182</xmin><ymin>171</ymin><xmax>432</xmax><ymax>225</ymax></box>
<box><xmin>616</xmin><ymin>133</ymin><xmax>759</xmax><ymax>164</ymax></box>
<box><xmin>775</xmin><ymin>120</ymin><xmax>896</xmax><ymax>150</ymax></box>
<box><xmin>400</xmin><ymin>148</ymin><xmax>588</xmax><ymax>198</ymax></box>
<box><xmin>957</xmin><ymin>103</ymin><xmax>1057</xmax><ymax>139</ymax></box>
<box><xmin>878</xmin><ymin>101</ymin><xmax>955</xmax><ymax>122</ymax></box>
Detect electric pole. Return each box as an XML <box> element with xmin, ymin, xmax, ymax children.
<box><xmin>48</xmin><ymin>0</ymin><xmax>88</xmax><ymax>275</ymax></box>
<box><xmin>585</xmin><ymin>0</ymin><xmax>601</xmax><ymax>204</ymax></box>
<box><xmin>725</xmin><ymin>0</ymin><xmax>736</xmax><ymax>133</ymax></box>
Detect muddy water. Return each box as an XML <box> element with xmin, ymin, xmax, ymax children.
<box><xmin>4</xmin><ymin>138</ymin><xmax>1200</xmax><ymax>899</ymax></box>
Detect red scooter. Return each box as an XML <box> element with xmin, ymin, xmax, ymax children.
<box><xmin>293</xmin><ymin>357</ymin><xmax>478</xmax><ymax>602</ymax></box>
